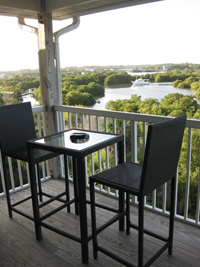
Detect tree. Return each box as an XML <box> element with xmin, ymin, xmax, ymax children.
<box><xmin>105</xmin><ymin>92</ymin><xmax>200</xmax><ymax>219</ymax></box>
<box><xmin>33</xmin><ymin>87</ymin><xmax>41</xmax><ymax>104</ymax></box>
<box><xmin>78</xmin><ymin>82</ymin><xmax>104</xmax><ymax>97</ymax></box>
<box><xmin>63</xmin><ymin>91</ymin><xmax>95</xmax><ymax>106</ymax></box>
<box><xmin>138</xmin><ymin>98</ymin><xmax>159</xmax><ymax>115</ymax></box>
<box><xmin>11</xmin><ymin>98</ymin><xmax>21</xmax><ymax>104</ymax></box>
<box><xmin>0</xmin><ymin>93</ymin><xmax>5</xmax><ymax>106</ymax></box>
<box><xmin>104</xmin><ymin>72</ymin><xmax>133</xmax><ymax>86</ymax></box>
<box><xmin>13</xmin><ymin>88</ymin><xmax>22</xmax><ymax>99</ymax></box>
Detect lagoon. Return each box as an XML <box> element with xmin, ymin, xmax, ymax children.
<box><xmin>92</xmin><ymin>83</ymin><xmax>198</xmax><ymax>110</ymax></box>
<box><xmin>23</xmin><ymin>81</ymin><xmax>198</xmax><ymax>109</ymax></box>
<box><xmin>22</xmin><ymin>93</ymin><xmax>39</xmax><ymax>106</ymax></box>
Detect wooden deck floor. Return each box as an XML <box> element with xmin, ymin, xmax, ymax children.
<box><xmin>0</xmin><ymin>179</ymin><xmax>199</xmax><ymax>267</ymax></box>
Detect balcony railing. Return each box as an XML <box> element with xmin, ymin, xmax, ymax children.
<box><xmin>0</xmin><ymin>104</ymin><xmax>200</xmax><ymax>228</ymax></box>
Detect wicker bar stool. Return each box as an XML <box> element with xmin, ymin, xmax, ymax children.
<box><xmin>0</xmin><ymin>102</ymin><xmax>63</xmax><ymax>220</ymax></box>
<box><xmin>90</xmin><ymin>115</ymin><xmax>186</xmax><ymax>267</ymax></box>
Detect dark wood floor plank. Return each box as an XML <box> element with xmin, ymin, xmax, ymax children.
<box><xmin>0</xmin><ymin>178</ymin><xmax>199</xmax><ymax>267</ymax></box>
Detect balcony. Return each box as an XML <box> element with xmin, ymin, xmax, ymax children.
<box><xmin>0</xmin><ymin>105</ymin><xmax>200</xmax><ymax>266</ymax></box>
<box><xmin>0</xmin><ymin>179</ymin><xmax>199</xmax><ymax>266</ymax></box>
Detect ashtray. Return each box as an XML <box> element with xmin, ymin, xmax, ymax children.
<box><xmin>70</xmin><ymin>132</ymin><xmax>89</xmax><ymax>143</ymax></box>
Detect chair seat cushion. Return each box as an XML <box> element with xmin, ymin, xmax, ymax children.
<box><xmin>4</xmin><ymin>146</ymin><xmax>59</xmax><ymax>163</ymax></box>
<box><xmin>91</xmin><ymin>162</ymin><xmax>142</xmax><ymax>194</ymax></box>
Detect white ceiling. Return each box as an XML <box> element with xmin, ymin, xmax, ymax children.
<box><xmin>0</xmin><ymin>0</ymin><xmax>163</xmax><ymax>20</ymax></box>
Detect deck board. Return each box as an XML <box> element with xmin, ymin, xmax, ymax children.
<box><xmin>0</xmin><ymin>179</ymin><xmax>199</xmax><ymax>267</ymax></box>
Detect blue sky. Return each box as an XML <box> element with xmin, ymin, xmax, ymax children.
<box><xmin>0</xmin><ymin>0</ymin><xmax>200</xmax><ymax>71</ymax></box>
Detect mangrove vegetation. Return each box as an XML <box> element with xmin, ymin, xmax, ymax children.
<box><xmin>0</xmin><ymin>64</ymin><xmax>200</xmax><ymax>220</ymax></box>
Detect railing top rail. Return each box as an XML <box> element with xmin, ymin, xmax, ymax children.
<box><xmin>32</xmin><ymin>105</ymin><xmax>46</xmax><ymax>113</ymax></box>
<box><xmin>53</xmin><ymin>104</ymin><xmax>200</xmax><ymax>129</ymax></box>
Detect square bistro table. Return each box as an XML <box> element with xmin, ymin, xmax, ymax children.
<box><xmin>27</xmin><ymin>129</ymin><xmax>124</xmax><ymax>263</ymax></box>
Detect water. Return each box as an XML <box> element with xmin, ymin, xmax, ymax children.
<box><xmin>24</xmin><ymin>82</ymin><xmax>198</xmax><ymax>110</ymax></box>
<box><xmin>92</xmin><ymin>83</ymin><xmax>198</xmax><ymax>110</ymax></box>
<box><xmin>22</xmin><ymin>94</ymin><xmax>39</xmax><ymax>106</ymax></box>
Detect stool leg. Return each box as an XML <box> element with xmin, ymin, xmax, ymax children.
<box><xmin>138</xmin><ymin>196</ymin><xmax>144</xmax><ymax>267</ymax></box>
<box><xmin>90</xmin><ymin>179</ymin><xmax>98</xmax><ymax>259</ymax></box>
<box><xmin>2</xmin><ymin>155</ymin><xmax>12</xmax><ymax>218</ymax></box>
<box><xmin>168</xmin><ymin>177</ymin><xmax>176</xmax><ymax>255</ymax></box>
<box><xmin>126</xmin><ymin>193</ymin><xmax>130</xmax><ymax>235</ymax></box>
<box><xmin>64</xmin><ymin>155</ymin><xmax>70</xmax><ymax>213</ymax></box>
<box><xmin>119</xmin><ymin>190</ymin><xmax>124</xmax><ymax>231</ymax></box>
<box><xmin>28</xmin><ymin>147</ymin><xmax>42</xmax><ymax>240</ymax></box>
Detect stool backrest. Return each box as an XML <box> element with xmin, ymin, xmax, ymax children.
<box><xmin>0</xmin><ymin>102</ymin><xmax>36</xmax><ymax>153</ymax></box>
<box><xmin>140</xmin><ymin>115</ymin><xmax>186</xmax><ymax>196</ymax></box>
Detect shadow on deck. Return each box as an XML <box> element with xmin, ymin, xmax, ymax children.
<box><xmin>0</xmin><ymin>179</ymin><xmax>199</xmax><ymax>267</ymax></box>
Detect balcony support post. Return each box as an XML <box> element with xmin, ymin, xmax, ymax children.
<box><xmin>37</xmin><ymin>3</ymin><xmax>60</xmax><ymax>178</ymax></box>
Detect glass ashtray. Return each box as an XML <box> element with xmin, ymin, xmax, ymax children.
<box><xmin>70</xmin><ymin>132</ymin><xmax>89</xmax><ymax>143</ymax></box>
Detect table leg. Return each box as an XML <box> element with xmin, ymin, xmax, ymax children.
<box><xmin>64</xmin><ymin>155</ymin><xmax>70</xmax><ymax>213</ymax></box>
<box><xmin>72</xmin><ymin>157</ymin><xmax>79</xmax><ymax>215</ymax></box>
<box><xmin>77</xmin><ymin>157</ymin><xmax>88</xmax><ymax>263</ymax></box>
<box><xmin>27</xmin><ymin>146</ymin><xmax>42</xmax><ymax>240</ymax></box>
<box><xmin>118</xmin><ymin>139</ymin><xmax>125</xmax><ymax>231</ymax></box>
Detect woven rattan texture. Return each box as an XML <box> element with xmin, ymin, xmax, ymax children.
<box><xmin>141</xmin><ymin>115</ymin><xmax>186</xmax><ymax>195</ymax></box>
<box><xmin>0</xmin><ymin>102</ymin><xmax>36</xmax><ymax>152</ymax></box>
<box><xmin>92</xmin><ymin>162</ymin><xmax>142</xmax><ymax>193</ymax></box>
<box><xmin>90</xmin><ymin>115</ymin><xmax>186</xmax><ymax>197</ymax></box>
<box><xmin>5</xmin><ymin>146</ymin><xmax>57</xmax><ymax>163</ymax></box>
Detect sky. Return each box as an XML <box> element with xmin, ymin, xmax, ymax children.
<box><xmin>0</xmin><ymin>0</ymin><xmax>200</xmax><ymax>71</ymax></box>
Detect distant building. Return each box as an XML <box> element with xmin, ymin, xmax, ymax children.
<box><xmin>163</xmin><ymin>65</ymin><xmax>167</xmax><ymax>71</ymax></box>
<box><xmin>85</xmin><ymin>68</ymin><xmax>95</xmax><ymax>72</ymax></box>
